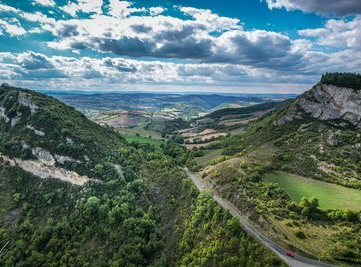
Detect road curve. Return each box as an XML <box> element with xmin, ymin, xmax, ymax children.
<box><xmin>185</xmin><ymin>168</ymin><xmax>337</xmax><ymax>267</ymax></box>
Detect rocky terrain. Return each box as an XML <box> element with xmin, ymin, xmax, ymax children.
<box><xmin>276</xmin><ymin>84</ymin><xmax>361</xmax><ymax>128</ymax></box>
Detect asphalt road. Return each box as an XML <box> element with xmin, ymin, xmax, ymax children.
<box><xmin>185</xmin><ymin>168</ymin><xmax>337</xmax><ymax>267</ymax></box>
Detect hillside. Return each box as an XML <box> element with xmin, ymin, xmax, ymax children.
<box><xmin>193</xmin><ymin>73</ymin><xmax>361</xmax><ymax>264</ymax></box>
<box><xmin>0</xmin><ymin>84</ymin><xmax>283</xmax><ymax>266</ymax></box>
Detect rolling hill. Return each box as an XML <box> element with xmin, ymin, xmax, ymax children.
<box><xmin>0</xmin><ymin>83</ymin><xmax>282</xmax><ymax>266</ymax></box>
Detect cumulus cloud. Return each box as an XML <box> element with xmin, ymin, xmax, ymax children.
<box><xmin>61</xmin><ymin>0</ymin><xmax>103</xmax><ymax>16</ymax></box>
<box><xmin>16</xmin><ymin>52</ymin><xmax>55</xmax><ymax>70</ymax></box>
<box><xmin>44</xmin><ymin>7</ymin><xmax>307</xmax><ymax>70</ymax></box>
<box><xmin>265</xmin><ymin>0</ymin><xmax>361</xmax><ymax>16</ymax></box>
<box><xmin>108</xmin><ymin>0</ymin><xmax>145</xmax><ymax>18</ymax></box>
<box><xmin>0</xmin><ymin>20</ymin><xmax>26</xmax><ymax>37</ymax></box>
<box><xmin>298</xmin><ymin>16</ymin><xmax>361</xmax><ymax>50</ymax></box>
<box><xmin>32</xmin><ymin>0</ymin><xmax>56</xmax><ymax>7</ymax></box>
<box><xmin>149</xmin><ymin>7</ymin><xmax>166</xmax><ymax>16</ymax></box>
<box><xmin>0</xmin><ymin>2</ymin><xmax>360</xmax><ymax>93</ymax></box>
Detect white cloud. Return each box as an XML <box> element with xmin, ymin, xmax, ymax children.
<box><xmin>298</xmin><ymin>16</ymin><xmax>361</xmax><ymax>50</ymax></box>
<box><xmin>149</xmin><ymin>7</ymin><xmax>166</xmax><ymax>16</ymax></box>
<box><xmin>108</xmin><ymin>0</ymin><xmax>145</xmax><ymax>18</ymax></box>
<box><xmin>61</xmin><ymin>0</ymin><xmax>103</xmax><ymax>16</ymax></box>
<box><xmin>0</xmin><ymin>19</ymin><xmax>26</xmax><ymax>36</ymax></box>
<box><xmin>33</xmin><ymin>0</ymin><xmax>56</xmax><ymax>7</ymax></box>
<box><xmin>180</xmin><ymin>7</ymin><xmax>242</xmax><ymax>31</ymax></box>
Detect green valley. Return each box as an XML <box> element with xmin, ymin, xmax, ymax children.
<box><xmin>0</xmin><ymin>84</ymin><xmax>283</xmax><ymax>266</ymax></box>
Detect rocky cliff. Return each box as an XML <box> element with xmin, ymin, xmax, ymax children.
<box><xmin>275</xmin><ymin>83</ymin><xmax>361</xmax><ymax>128</ymax></box>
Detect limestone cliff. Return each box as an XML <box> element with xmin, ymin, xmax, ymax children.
<box><xmin>275</xmin><ymin>84</ymin><xmax>361</xmax><ymax>128</ymax></box>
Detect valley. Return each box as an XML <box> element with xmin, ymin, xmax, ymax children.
<box><xmin>1</xmin><ymin>73</ymin><xmax>361</xmax><ymax>266</ymax></box>
<box><xmin>1</xmin><ymin>0</ymin><xmax>360</xmax><ymax>265</ymax></box>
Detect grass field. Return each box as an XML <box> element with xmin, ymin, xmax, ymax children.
<box><xmin>117</xmin><ymin>127</ymin><xmax>163</xmax><ymax>139</ymax></box>
<box><xmin>195</xmin><ymin>149</ymin><xmax>223</xmax><ymax>165</ymax></box>
<box><xmin>123</xmin><ymin>135</ymin><xmax>164</xmax><ymax>147</ymax></box>
<box><xmin>264</xmin><ymin>171</ymin><xmax>361</xmax><ymax>211</ymax></box>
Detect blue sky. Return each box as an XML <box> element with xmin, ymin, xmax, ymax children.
<box><xmin>0</xmin><ymin>0</ymin><xmax>360</xmax><ymax>93</ymax></box>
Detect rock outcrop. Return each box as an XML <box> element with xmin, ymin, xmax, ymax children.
<box><xmin>275</xmin><ymin>84</ymin><xmax>361</xmax><ymax>128</ymax></box>
<box><xmin>18</xmin><ymin>92</ymin><xmax>39</xmax><ymax>114</ymax></box>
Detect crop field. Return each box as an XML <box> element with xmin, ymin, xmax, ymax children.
<box><xmin>264</xmin><ymin>171</ymin><xmax>361</xmax><ymax>211</ymax></box>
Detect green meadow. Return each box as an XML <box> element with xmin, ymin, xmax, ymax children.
<box><xmin>265</xmin><ymin>171</ymin><xmax>361</xmax><ymax>211</ymax></box>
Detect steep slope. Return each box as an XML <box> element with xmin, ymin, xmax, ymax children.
<box><xmin>216</xmin><ymin>73</ymin><xmax>361</xmax><ymax>188</ymax></box>
<box><xmin>0</xmin><ymin>84</ymin><xmax>283</xmax><ymax>266</ymax></box>
<box><xmin>196</xmin><ymin>73</ymin><xmax>361</xmax><ymax>265</ymax></box>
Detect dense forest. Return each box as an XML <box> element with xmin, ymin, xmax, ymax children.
<box><xmin>320</xmin><ymin>72</ymin><xmax>361</xmax><ymax>90</ymax></box>
<box><xmin>0</xmin><ymin>84</ymin><xmax>283</xmax><ymax>266</ymax></box>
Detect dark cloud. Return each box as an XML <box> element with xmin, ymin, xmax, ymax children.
<box><xmin>266</xmin><ymin>0</ymin><xmax>361</xmax><ymax>16</ymax></box>
<box><xmin>22</xmin><ymin>69</ymin><xmax>68</xmax><ymax>79</ymax></box>
<box><xmin>95</xmin><ymin>37</ymin><xmax>154</xmax><ymax>57</ymax></box>
<box><xmin>131</xmin><ymin>24</ymin><xmax>152</xmax><ymax>33</ymax></box>
<box><xmin>17</xmin><ymin>52</ymin><xmax>54</xmax><ymax>70</ymax></box>
<box><xmin>103</xmin><ymin>58</ymin><xmax>137</xmax><ymax>72</ymax></box>
<box><xmin>56</xmin><ymin>24</ymin><xmax>79</xmax><ymax>37</ymax></box>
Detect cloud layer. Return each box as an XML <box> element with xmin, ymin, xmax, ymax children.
<box><xmin>0</xmin><ymin>0</ymin><xmax>360</xmax><ymax>93</ymax></box>
<box><xmin>265</xmin><ymin>0</ymin><xmax>361</xmax><ymax>16</ymax></box>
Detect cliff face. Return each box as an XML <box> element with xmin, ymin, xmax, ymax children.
<box><xmin>276</xmin><ymin>84</ymin><xmax>361</xmax><ymax>128</ymax></box>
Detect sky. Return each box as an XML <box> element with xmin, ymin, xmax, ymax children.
<box><xmin>0</xmin><ymin>0</ymin><xmax>360</xmax><ymax>93</ymax></box>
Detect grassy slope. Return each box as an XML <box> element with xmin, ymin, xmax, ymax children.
<box><xmin>117</xmin><ymin>127</ymin><xmax>163</xmax><ymax>139</ymax></box>
<box><xmin>194</xmin><ymin>149</ymin><xmax>223</xmax><ymax>165</ymax></box>
<box><xmin>196</xmin><ymin>77</ymin><xmax>361</xmax><ymax>264</ymax></box>
<box><xmin>123</xmin><ymin>134</ymin><xmax>164</xmax><ymax>147</ymax></box>
<box><xmin>265</xmin><ymin>171</ymin><xmax>361</xmax><ymax>211</ymax></box>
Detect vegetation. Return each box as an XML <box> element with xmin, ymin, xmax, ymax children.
<box><xmin>0</xmin><ymin>85</ymin><xmax>281</xmax><ymax>266</ymax></box>
<box><xmin>265</xmin><ymin>171</ymin><xmax>361</xmax><ymax>211</ymax></box>
<box><xmin>320</xmin><ymin>72</ymin><xmax>361</xmax><ymax>90</ymax></box>
<box><xmin>123</xmin><ymin>134</ymin><xmax>164</xmax><ymax>147</ymax></box>
<box><xmin>194</xmin><ymin>74</ymin><xmax>361</xmax><ymax>264</ymax></box>
<box><xmin>201</xmin><ymin>158</ymin><xmax>361</xmax><ymax>264</ymax></box>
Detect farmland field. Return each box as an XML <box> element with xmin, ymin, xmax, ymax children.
<box><xmin>264</xmin><ymin>171</ymin><xmax>361</xmax><ymax>211</ymax></box>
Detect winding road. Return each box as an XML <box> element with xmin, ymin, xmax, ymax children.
<box><xmin>185</xmin><ymin>168</ymin><xmax>337</xmax><ymax>267</ymax></box>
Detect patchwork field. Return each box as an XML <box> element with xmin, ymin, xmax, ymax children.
<box><xmin>264</xmin><ymin>171</ymin><xmax>361</xmax><ymax>211</ymax></box>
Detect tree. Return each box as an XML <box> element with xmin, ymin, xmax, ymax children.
<box><xmin>299</xmin><ymin>196</ymin><xmax>320</xmax><ymax>219</ymax></box>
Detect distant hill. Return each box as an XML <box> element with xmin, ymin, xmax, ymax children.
<box><xmin>0</xmin><ymin>83</ymin><xmax>282</xmax><ymax>266</ymax></box>
<box><xmin>42</xmin><ymin>91</ymin><xmax>294</xmax><ymax>116</ymax></box>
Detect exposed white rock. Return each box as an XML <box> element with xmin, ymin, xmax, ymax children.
<box><xmin>54</xmin><ymin>154</ymin><xmax>81</xmax><ymax>164</ymax></box>
<box><xmin>11</xmin><ymin>117</ymin><xmax>21</xmax><ymax>126</ymax></box>
<box><xmin>326</xmin><ymin>130</ymin><xmax>342</xmax><ymax>146</ymax></box>
<box><xmin>26</xmin><ymin>125</ymin><xmax>45</xmax><ymax>136</ymax></box>
<box><xmin>10</xmin><ymin>111</ymin><xmax>22</xmax><ymax>127</ymax></box>
<box><xmin>0</xmin><ymin>107</ymin><xmax>10</xmax><ymax>123</ymax></box>
<box><xmin>31</xmin><ymin>147</ymin><xmax>56</xmax><ymax>166</ymax></box>
<box><xmin>66</xmin><ymin>137</ymin><xmax>74</xmax><ymax>144</ymax></box>
<box><xmin>114</xmin><ymin>164</ymin><xmax>124</xmax><ymax>175</ymax></box>
<box><xmin>18</xmin><ymin>92</ymin><xmax>39</xmax><ymax>114</ymax></box>
<box><xmin>275</xmin><ymin>84</ymin><xmax>361</xmax><ymax>128</ymax></box>
<box><xmin>21</xmin><ymin>141</ymin><xmax>30</xmax><ymax>149</ymax></box>
<box><xmin>0</xmin><ymin>153</ymin><xmax>88</xmax><ymax>186</ymax></box>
